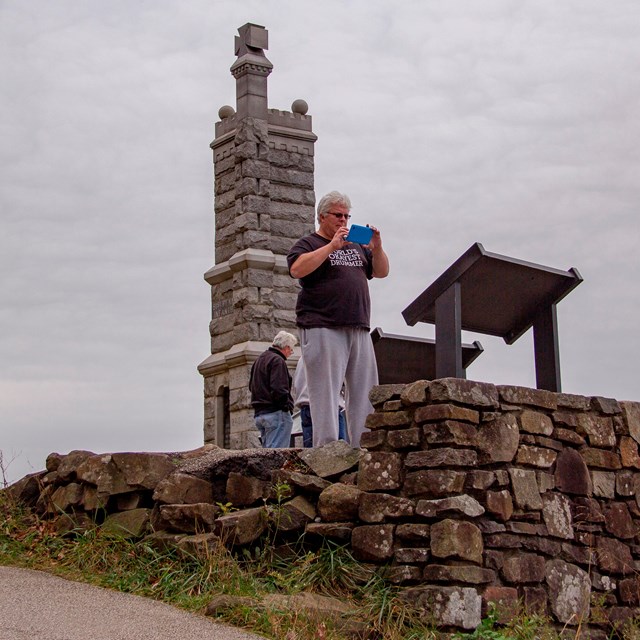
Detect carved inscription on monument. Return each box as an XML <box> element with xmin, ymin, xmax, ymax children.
<box><xmin>212</xmin><ymin>297</ymin><xmax>233</xmax><ymax>319</ymax></box>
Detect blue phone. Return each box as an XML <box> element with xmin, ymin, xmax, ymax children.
<box><xmin>346</xmin><ymin>224</ymin><xmax>373</xmax><ymax>245</ymax></box>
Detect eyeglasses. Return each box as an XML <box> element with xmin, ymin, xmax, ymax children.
<box><xmin>326</xmin><ymin>212</ymin><xmax>352</xmax><ymax>220</ymax></box>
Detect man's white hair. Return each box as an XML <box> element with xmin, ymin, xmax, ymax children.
<box><xmin>316</xmin><ymin>191</ymin><xmax>351</xmax><ymax>224</ymax></box>
<box><xmin>272</xmin><ymin>331</ymin><xmax>298</xmax><ymax>351</ymax></box>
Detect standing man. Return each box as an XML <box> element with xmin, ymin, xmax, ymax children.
<box><xmin>287</xmin><ymin>191</ymin><xmax>390</xmax><ymax>447</ymax></box>
<box><xmin>249</xmin><ymin>331</ymin><xmax>298</xmax><ymax>448</ymax></box>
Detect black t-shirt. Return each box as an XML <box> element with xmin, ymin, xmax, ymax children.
<box><xmin>287</xmin><ymin>233</ymin><xmax>373</xmax><ymax>329</ymax></box>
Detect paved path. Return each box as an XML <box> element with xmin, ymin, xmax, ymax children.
<box><xmin>0</xmin><ymin>566</ymin><xmax>264</xmax><ymax>640</ymax></box>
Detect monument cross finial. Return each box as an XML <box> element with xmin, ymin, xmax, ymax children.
<box><xmin>234</xmin><ymin>23</ymin><xmax>268</xmax><ymax>58</ymax></box>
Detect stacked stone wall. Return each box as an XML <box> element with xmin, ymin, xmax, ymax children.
<box><xmin>11</xmin><ymin>378</ymin><xmax>640</xmax><ymax>635</ymax></box>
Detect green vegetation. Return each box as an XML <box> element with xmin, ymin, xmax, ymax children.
<box><xmin>1</xmin><ymin>483</ymin><xmax>638</xmax><ymax>640</ymax></box>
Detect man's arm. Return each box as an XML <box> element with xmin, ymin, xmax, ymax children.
<box><xmin>289</xmin><ymin>227</ymin><xmax>348</xmax><ymax>279</ymax></box>
<box><xmin>368</xmin><ymin>226</ymin><xmax>390</xmax><ymax>278</ymax></box>
<box><xmin>270</xmin><ymin>359</ymin><xmax>293</xmax><ymax>411</ymax></box>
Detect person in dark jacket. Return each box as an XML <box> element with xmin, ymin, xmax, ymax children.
<box><xmin>249</xmin><ymin>331</ymin><xmax>298</xmax><ymax>448</ymax></box>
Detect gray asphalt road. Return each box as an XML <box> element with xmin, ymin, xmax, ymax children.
<box><xmin>0</xmin><ymin>566</ymin><xmax>265</xmax><ymax>640</ymax></box>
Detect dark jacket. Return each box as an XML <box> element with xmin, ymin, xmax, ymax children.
<box><xmin>249</xmin><ymin>347</ymin><xmax>293</xmax><ymax>416</ymax></box>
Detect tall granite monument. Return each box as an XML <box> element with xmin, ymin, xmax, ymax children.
<box><xmin>198</xmin><ymin>24</ymin><xmax>316</xmax><ymax>448</ymax></box>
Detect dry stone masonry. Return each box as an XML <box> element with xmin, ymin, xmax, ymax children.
<box><xmin>8</xmin><ymin>378</ymin><xmax>640</xmax><ymax>636</ymax></box>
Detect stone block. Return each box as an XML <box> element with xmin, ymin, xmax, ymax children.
<box><xmin>561</xmin><ymin>542</ymin><xmax>595</xmax><ymax>567</ymax></box>
<box><xmin>365</xmin><ymin>410</ymin><xmax>412</xmax><ymax>430</ymax></box>
<box><xmin>270</xmin><ymin>219</ymin><xmax>309</xmax><ymax>241</ymax></box>
<box><xmin>485</xmin><ymin>533</ymin><xmax>523</xmax><ymax>549</ymax></box>
<box><xmin>616</xmin><ymin>470</ymin><xmax>637</xmax><ymax>496</ymax></box>
<box><xmin>516</xmin><ymin>445</ymin><xmax>557</xmax><ymax>468</ymax></box>
<box><xmin>396</xmin><ymin>523</ymin><xmax>430</xmax><ymax>542</ymax></box>
<box><xmin>576</xmin><ymin>414</ymin><xmax>616</xmax><ymax>447</ymax></box>
<box><xmin>477</xmin><ymin>414</ymin><xmax>519</xmax><ymax>462</ymax></box>
<box><xmin>580</xmin><ymin>448</ymin><xmax>621</xmax><ymax>470</ymax></box>
<box><xmin>351</xmin><ymin>524</ymin><xmax>395</xmax><ymax>562</ymax></box>
<box><xmin>501</xmin><ymin>553</ymin><xmax>546</xmax><ymax>583</ymax></box>
<box><xmin>157</xmin><ymin>503</ymin><xmax>219</xmax><ymax>533</ymax></box>
<box><xmin>276</xmin><ymin>496</ymin><xmax>316</xmax><ymax>532</ymax></box>
<box><xmin>534</xmin><ymin>435</ymin><xmax>563</xmax><ymax>451</ymax></box>
<box><xmin>153</xmin><ymin>473</ymin><xmax>214</xmax><ymax>505</ymax></box>
<box><xmin>552</xmin><ymin>427</ymin><xmax>586</xmax><ymax>446</ymax></box>
<box><xmin>554</xmin><ymin>448</ymin><xmax>593</xmax><ymax>496</ymax></box>
<box><xmin>400</xmin><ymin>380</ymin><xmax>430</xmax><ymax>405</ymax></box>
<box><xmin>359</xmin><ymin>429</ymin><xmax>387</xmax><ymax>450</ymax></box>
<box><xmin>596</xmin><ymin>536</ymin><xmax>633</xmax><ymax>575</ymax></box>
<box><xmin>357</xmin><ymin>451</ymin><xmax>402</xmax><ymax>491</ymax></box>
<box><xmin>297</xmin><ymin>440</ymin><xmax>361</xmax><ymax>478</ymax></box>
<box><xmin>403</xmin><ymin>469</ymin><xmax>466</xmax><ymax>498</ymax></box>
<box><xmin>214</xmin><ymin>506</ymin><xmax>267</xmax><ymax>546</ymax></box>
<box><xmin>486</xmin><ymin>490</ymin><xmax>514</xmax><ymax>522</ymax></box>
<box><xmin>423</xmin><ymin>565</ymin><xmax>496</xmax><ymax>584</ymax></box>
<box><xmin>369</xmin><ymin>384</ymin><xmax>406</xmax><ymax>407</ymax></box>
<box><xmin>423</xmin><ymin>420</ymin><xmax>478</xmax><ymax>446</ymax></box>
<box><xmin>602</xmin><ymin>502</ymin><xmax>635</xmax><ymax>539</ymax></box>
<box><xmin>405</xmin><ymin>448</ymin><xmax>477</xmax><ymax>468</ymax></box>
<box><xmin>399</xmin><ymin>586</ymin><xmax>481</xmax><ymax>630</ymax></box>
<box><xmin>618</xmin><ymin>577</ymin><xmax>640</xmax><ymax>605</ymax></box>
<box><xmin>269</xmin><ymin>166</ymin><xmax>314</xmax><ymax>188</ymax></box>
<box><xmin>304</xmin><ymin>522</ymin><xmax>354</xmax><ymax>542</ymax></box>
<box><xmin>509</xmin><ymin>468</ymin><xmax>543</xmax><ymax>510</ymax></box>
<box><xmin>269</xmin><ymin>183</ymin><xmax>306</xmax><ymax>204</ymax></box>
<box><xmin>226</xmin><ymin>472</ymin><xmax>269</xmax><ymax>506</ymax></box>
<box><xmin>519</xmin><ymin>410</ymin><xmax>553</xmax><ymax>435</ymax></box>
<box><xmin>536</xmin><ymin>470</ymin><xmax>555</xmax><ymax>493</ymax></box>
<box><xmin>416</xmin><ymin>494</ymin><xmax>485</xmax><ymax>518</ymax></box>
<box><xmin>102</xmin><ymin>509</ymin><xmax>151</xmax><ymax>538</ymax></box>
<box><xmin>395</xmin><ymin>547</ymin><xmax>430</xmax><ymax>564</ymax></box>
<box><xmin>466</xmin><ymin>470</ymin><xmax>496</xmax><ymax>490</ymax></box>
<box><xmin>545</xmin><ymin>559</ymin><xmax>590</xmax><ymax>625</ymax></box>
<box><xmin>387</xmin><ymin>427</ymin><xmax>421</xmax><ymax>449</ymax></box>
<box><xmin>498</xmin><ymin>385</ymin><xmax>558</xmax><ymax>410</ymax></box>
<box><xmin>621</xmin><ymin>401</ymin><xmax>640</xmax><ymax>444</ymax></box>
<box><xmin>359</xmin><ymin>493</ymin><xmax>414</xmax><ymax>523</ymax></box>
<box><xmin>556</xmin><ymin>393</ymin><xmax>590</xmax><ymax>410</ymax></box>
<box><xmin>414</xmin><ymin>403</ymin><xmax>479</xmax><ymax>424</ymax></box>
<box><xmin>317</xmin><ymin>483</ymin><xmax>362</xmax><ymax>522</ymax></box>
<box><xmin>591</xmin><ymin>396</ymin><xmax>621</xmax><ymax>415</ymax></box>
<box><xmin>239</xmin><ymin>158</ymin><xmax>270</xmax><ymax>181</ymax></box>
<box><xmin>552</xmin><ymin>411</ymin><xmax>579</xmax><ymax>428</ymax></box>
<box><xmin>620</xmin><ymin>437</ymin><xmax>640</xmax><ymax>469</ymax></box>
<box><xmin>287</xmin><ymin>472</ymin><xmax>331</xmax><ymax>494</ymax></box>
<box><xmin>50</xmin><ymin>483</ymin><xmax>83</xmax><ymax>512</ymax></box>
<box><xmin>541</xmin><ymin>493</ymin><xmax>574</xmax><ymax>539</ymax></box>
<box><xmin>430</xmin><ymin>519</ymin><xmax>483</xmax><ymax>564</ymax></box>
<box><xmin>428</xmin><ymin>378</ymin><xmax>499</xmax><ymax>408</ymax></box>
<box><xmin>387</xmin><ymin>565</ymin><xmax>422</xmax><ymax>584</ymax></box>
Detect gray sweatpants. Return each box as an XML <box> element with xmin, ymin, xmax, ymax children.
<box><xmin>300</xmin><ymin>327</ymin><xmax>378</xmax><ymax>447</ymax></box>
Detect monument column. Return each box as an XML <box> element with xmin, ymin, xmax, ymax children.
<box><xmin>198</xmin><ymin>23</ymin><xmax>317</xmax><ymax>448</ymax></box>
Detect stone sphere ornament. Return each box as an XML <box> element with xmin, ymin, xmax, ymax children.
<box><xmin>291</xmin><ymin>99</ymin><xmax>309</xmax><ymax>115</ymax></box>
<box><xmin>218</xmin><ymin>105</ymin><xmax>235</xmax><ymax>119</ymax></box>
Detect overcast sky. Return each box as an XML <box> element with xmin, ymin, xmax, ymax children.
<box><xmin>2</xmin><ymin>1</ymin><xmax>639</xmax><ymax>484</ymax></box>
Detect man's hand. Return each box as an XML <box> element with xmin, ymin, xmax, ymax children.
<box><xmin>365</xmin><ymin>225</ymin><xmax>390</xmax><ymax>278</ymax></box>
<box><xmin>329</xmin><ymin>226</ymin><xmax>349</xmax><ymax>251</ymax></box>
<box><xmin>365</xmin><ymin>225</ymin><xmax>382</xmax><ymax>251</ymax></box>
